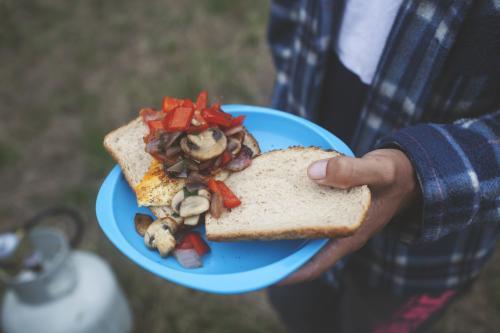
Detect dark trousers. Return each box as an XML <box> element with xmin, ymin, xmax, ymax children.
<box><xmin>267</xmin><ymin>273</ymin><xmax>466</xmax><ymax>333</ymax></box>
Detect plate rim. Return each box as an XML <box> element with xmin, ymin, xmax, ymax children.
<box><xmin>96</xmin><ymin>105</ymin><xmax>354</xmax><ymax>294</ymax></box>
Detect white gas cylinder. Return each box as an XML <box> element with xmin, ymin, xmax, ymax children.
<box><xmin>1</xmin><ymin>228</ymin><xmax>132</xmax><ymax>333</ymax></box>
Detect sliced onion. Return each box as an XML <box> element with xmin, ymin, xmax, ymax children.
<box><xmin>225</xmin><ymin>145</ymin><xmax>253</xmax><ymax>172</ymax></box>
<box><xmin>162</xmin><ymin>132</ymin><xmax>182</xmax><ymax>149</ymax></box>
<box><xmin>165</xmin><ymin>146</ymin><xmax>181</xmax><ymax>157</ymax></box>
<box><xmin>224</xmin><ymin>125</ymin><xmax>243</xmax><ymax>136</ymax></box>
<box><xmin>185</xmin><ymin>182</ymin><xmax>207</xmax><ymax>193</ymax></box>
<box><xmin>165</xmin><ymin>160</ymin><xmax>188</xmax><ymax>178</ymax></box>
<box><xmin>213</xmin><ymin>155</ymin><xmax>223</xmax><ymax>169</ymax></box>
<box><xmin>165</xmin><ymin>160</ymin><xmax>185</xmax><ymax>173</ymax></box>
<box><xmin>185</xmin><ymin>159</ymin><xmax>200</xmax><ymax>171</ymax></box>
<box><xmin>227</xmin><ymin>138</ymin><xmax>242</xmax><ymax>155</ymax></box>
<box><xmin>173</xmin><ymin>248</ymin><xmax>202</xmax><ymax>268</ymax></box>
<box><xmin>210</xmin><ymin>192</ymin><xmax>225</xmax><ymax>219</ymax></box>
<box><xmin>187</xmin><ymin>172</ymin><xmax>209</xmax><ymax>184</ymax></box>
<box><xmin>145</xmin><ymin>137</ymin><xmax>162</xmax><ymax>155</ymax></box>
<box><xmin>197</xmin><ymin>159</ymin><xmax>215</xmax><ymax>171</ymax></box>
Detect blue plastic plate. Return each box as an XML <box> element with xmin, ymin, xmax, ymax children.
<box><xmin>96</xmin><ymin>105</ymin><xmax>354</xmax><ymax>294</ymax></box>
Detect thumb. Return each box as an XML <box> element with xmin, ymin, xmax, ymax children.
<box><xmin>307</xmin><ymin>155</ymin><xmax>394</xmax><ymax>188</ymax></box>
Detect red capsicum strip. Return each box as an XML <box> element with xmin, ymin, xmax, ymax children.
<box><xmin>186</xmin><ymin>232</ymin><xmax>210</xmax><ymax>256</ymax></box>
<box><xmin>221</xmin><ymin>151</ymin><xmax>233</xmax><ymax>166</ymax></box>
<box><xmin>196</xmin><ymin>91</ymin><xmax>208</xmax><ymax>110</ymax></box>
<box><xmin>164</xmin><ymin>106</ymin><xmax>195</xmax><ymax>132</ymax></box>
<box><xmin>186</xmin><ymin>109</ymin><xmax>209</xmax><ymax>133</ymax></box>
<box><xmin>208</xmin><ymin>178</ymin><xmax>220</xmax><ymax>193</ymax></box>
<box><xmin>209</xmin><ymin>179</ymin><xmax>241</xmax><ymax>208</ymax></box>
<box><xmin>162</xmin><ymin>97</ymin><xmax>183</xmax><ymax>113</ymax></box>
<box><xmin>230</xmin><ymin>115</ymin><xmax>246</xmax><ymax>127</ymax></box>
<box><xmin>176</xmin><ymin>232</ymin><xmax>210</xmax><ymax>256</ymax></box>
<box><xmin>201</xmin><ymin>104</ymin><xmax>232</xmax><ymax>127</ymax></box>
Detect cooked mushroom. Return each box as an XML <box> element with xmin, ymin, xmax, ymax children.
<box><xmin>171</xmin><ymin>189</ymin><xmax>185</xmax><ymax>213</ymax></box>
<box><xmin>179</xmin><ymin>195</ymin><xmax>210</xmax><ymax>217</ymax></box>
<box><xmin>227</xmin><ymin>138</ymin><xmax>242</xmax><ymax>155</ymax></box>
<box><xmin>134</xmin><ymin>213</ymin><xmax>153</xmax><ymax>236</ymax></box>
<box><xmin>224</xmin><ymin>125</ymin><xmax>244</xmax><ymax>136</ymax></box>
<box><xmin>225</xmin><ymin>145</ymin><xmax>253</xmax><ymax>172</ymax></box>
<box><xmin>184</xmin><ymin>215</ymin><xmax>200</xmax><ymax>226</ymax></box>
<box><xmin>198</xmin><ymin>189</ymin><xmax>211</xmax><ymax>200</ymax></box>
<box><xmin>144</xmin><ymin>220</ymin><xmax>162</xmax><ymax>249</ymax></box>
<box><xmin>144</xmin><ymin>218</ymin><xmax>178</xmax><ymax>257</ymax></box>
<box><xmin>170</xmin><ymin>214</ymin><xmax>184</xmax><ymax>225</ymax></box>
<box><xmin>180</xmin><ymin>128</ymin><xmax>227</xmax><ymax>161</ymax></box>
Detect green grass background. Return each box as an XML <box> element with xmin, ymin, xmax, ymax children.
<box><xmin>0</xmin><ymin>1</ymin><xmax>498</xmax><ymax>332</ymax></box>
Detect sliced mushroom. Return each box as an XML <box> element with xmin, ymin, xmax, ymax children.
<box><xmin>144</xmin><ymin>218</ymin><xmax>178</xmax><ymax>257</ymax></box>
<box><xmin>170</xmin><ymin>214</ymin><xmax>184</xmax><ymax>225</ymax></box>
<box><xmin>134</xmin><ymin>213</ymin><xmax>153</xmax><ymax>236</ymax></box>
<box><xmin>215</xmin><ymin>170</ymin><xmax>230</xmax><ymax>181</ymax></box>
<box><xmin>180</xmin><ymin>128</ymin><xmax>227</xmax><ymax>161</ymax></box>
<box><xmin>227</xmin><ymin>138</ymin><xmax>242</xmax><ymax>155</ymax></box>
<box><xmin>144</xmin><ymin>220</ymin><xmax>163</xmax><ymax>249</ymax></box>
<box><xmin>158</xmin><ymin>216</ymin><xmax>180</xmax><ymax>234</ymax></box>
<box><xmin>224</xmin><ymin>125</ymin><xmax>244</xmax><ymax>136</ymax></box>
<box><xmin>179</xmin><ymin>195</ymin><xmax>210</xmax><ymax>217</ymax></box>
<box><xmin>184</xmin><ymin>215</ymin><xmax>200</xmax><ymax>226</ymax></box>
<box><xmin>198</xmin><ymin>189</ymin><xmax>211</xmax><ymax>200</ymax></box>
<box><xmin>171</xmin><ymin>189</ymin><xmax>185</xmax><ymax>213</ymax></box>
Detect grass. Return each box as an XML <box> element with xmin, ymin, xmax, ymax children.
<box><xmin>0</xmin><ymin>142</ymin><xmax>19</xmax><ymax>169</ymax></box>
<box><xmin>0</xmin><ymin>1</ymin><xmax>499</xmax><ymax>332</ymax></box>
<box><xmin>0</xmin><ymin>1</ymin><xmax>282</xmax><ymax>332</ymax></box>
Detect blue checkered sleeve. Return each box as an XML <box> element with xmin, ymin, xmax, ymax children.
<box><xmin>377</xmin><ymin>110</ymin><xmax>500</xmax><ymax>244</ymax></box>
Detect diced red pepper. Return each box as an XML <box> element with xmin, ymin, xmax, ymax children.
<box><xmin>186</xmin><ymin>109</ymin><xmax>209</xmax><ymax>133</ymax></box>
<box><xmin>162</xmin><ymin>97</ymin><xmax>183</xmax><ymax>113</ymax></box>
<box><xmin>208</xmin><ymin>178</ymin><xmax>220</xmax><ymax>193</ymax></box>
<box><xmin>181</xmin><ymin>99</ymin><xmax>194</xmax><ymax>108</ymax></box>
<box><xmin>185</xmin><ymin>232</ymin><xmax>210</xmax><ymax>256</ymax></box>
<box><xmin>202</xmin><ymin>104</ymin><xmax>233</xmax><ymax>127</ymax></box>
<box><xmin>146</xmin><ymin>120</ymin><xmax>164</xmax><ymax>132</ymax></box>
<box><xmin>149</xmin><ymin>152</ymin><xmax>172</xmax><ymax>163</ymax></box>
<box><xmin>216</xmin><ymin>180</ymin><xmax>241</xmax><ymax>208</ymax></box>
<box><xmin>230</xmin><ymin>115</ymin><xmax>246</xmax><ymax>127</ymax></box>
<box><xmin>186</xmin><ymin>123</ymin><xmax>209</xmax><ymax>133</ymax></box>
<box><xmin>176</xmin><ymin>235</ymin><xmax>194</xmax><ymax>250</ymax></box>
<box><xmin>140</xmin><ymin>108</ymin><xmax>162</xmax><ymax>122</ymax></box>
<box><xmin>221</xmin><ymin>150</ymin><xmax>233</xmax><ymax>166</ymax></box>
<box><xmin>196</xmin><ymin>91</ymin><xmax>208</xmax><ymax>110</ymax></box>
<box><xmin>164</xmin><ymin>106</ymin><xmax>195</xmax><ymax>132</ymax></box>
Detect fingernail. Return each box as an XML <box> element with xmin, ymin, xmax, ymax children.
<box><xmin>308</xmin><ymin>160</ymin><xmax>328</xmax><ymax>179</ymax></box>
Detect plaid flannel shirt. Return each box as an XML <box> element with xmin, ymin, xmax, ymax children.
<box><xmin>268</xmin><ymin>0</ymin><xmax>500</xmax><ymax>295</ymax></box>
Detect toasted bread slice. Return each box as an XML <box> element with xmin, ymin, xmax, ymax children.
<box><xmin>103</xmin><ymin>117</ymin><xmax>261</xmax><ymax>208</ymax></box>
<box><xmin>205</xmin><ymin>147</ymin><xmax>371</xmax><ymax>241</ymax></box>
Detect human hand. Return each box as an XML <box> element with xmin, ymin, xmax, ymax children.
<box><xmin>279</xmin><ymin>149</ymin><xmax>419</xmax><ymax>285</ymax></box>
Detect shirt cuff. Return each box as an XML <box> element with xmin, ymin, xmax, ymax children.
<box><xmin>376</xmin><ymin>124</ymin><xmax>460</xmax><ymax>244</ymax></box>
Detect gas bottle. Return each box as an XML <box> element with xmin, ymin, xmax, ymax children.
<box><xmin>0</xmin><ymin>208</ymin><xmax>133</xmax><ymax>333</ymax></box>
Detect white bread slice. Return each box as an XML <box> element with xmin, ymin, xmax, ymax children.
<box><xmin>103</xmin><ymin>116</ymin><xmax>261</xmax><ymax>209</ymax></box>
<box><xmin>205</xmin><ymin>147</ymin><xmax>371</xmax><ymax>241</ymax></box>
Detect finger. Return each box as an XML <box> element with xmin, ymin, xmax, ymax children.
<box><xmin>307</xmin><ymin>155</ymin><xmax>395</xmax><ymax>188</ymax></box>
<box><xmin>279</xmin><ymin>240</ymin><xmax>344</xmax><ymax>285</ymax></box>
